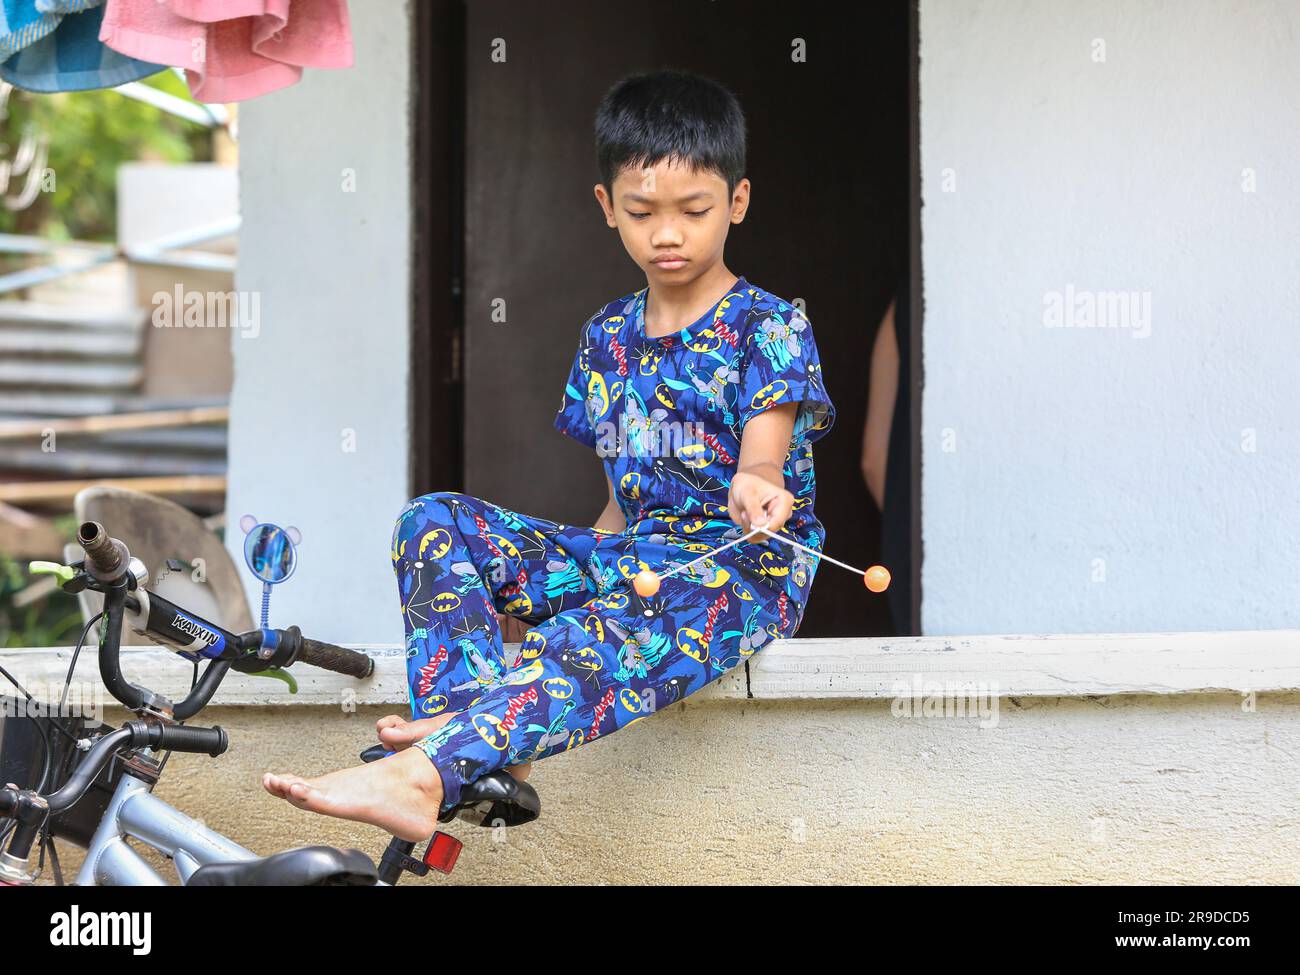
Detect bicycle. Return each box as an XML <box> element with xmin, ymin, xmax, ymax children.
<box><xmin>0</xmin><ymin>519</ymin><xmax>540</xmax><ymax>886</ymax></box>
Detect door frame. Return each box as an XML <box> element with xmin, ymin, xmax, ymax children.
<box><xmin>907</xmin><ymin>0</ymin><xmax>923</xmax><ymax>634</ymax></box>
<box><xmin>410</xmin><ymin>0</ymin><xmax>924</xmax><ymax>633</ymax></box>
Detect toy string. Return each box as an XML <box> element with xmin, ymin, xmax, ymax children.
<box><xmin>656</xmin><ymin>523</ymin><xmax>867</xmax><ymax>582</ymax></box>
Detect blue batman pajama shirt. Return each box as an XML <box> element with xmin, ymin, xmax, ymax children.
<box><xmin>391</xmin><ymin>274</ymin><xmax>836</xmax><ymax>810</ymax></box>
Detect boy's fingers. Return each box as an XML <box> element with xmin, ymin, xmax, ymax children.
<box><xmin>727</xmin><ymin>496</ymin><xmax>750</xmax><ymax>529</ymax></box>
<box><xmin>759</xmin><ymin>493</ymin><xmax>794</xmax><ymax>534</ymax></box>
<box><xmin>769</xmin><ymin>502</ymin><xmax>792</xmax><ymax>534</ymax></box>
<box><xmin>747</xmin><ymin>496</ymin><xmax>772</xmax><ymax>528</ymax></box>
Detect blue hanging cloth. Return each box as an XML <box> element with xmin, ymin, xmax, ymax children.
<box><xmin>0</xmin><ymin>1</ymin><xmax>166</xmax><ymax>93</ymax></box>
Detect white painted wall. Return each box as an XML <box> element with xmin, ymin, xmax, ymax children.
<box><xmin>42</xmin><ymin>691</ymin><xmax>1300</xmax><ymax>885</ymax></box>
<box><xmin>227</xmin><ymin>0</ymin><xmax>1300</xmax><ymax>642</ymax></box>
<box><xmin>919</xmin><ymin>0</ymin><xmax>1300</xmax><ymax>635</ymax></box>
<box><xmin>228</xmin><ymin>0</ymin><xmax>411</xmax><ymax>644</ymax></box>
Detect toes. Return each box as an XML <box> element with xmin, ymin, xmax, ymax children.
<box><xmin>379</xmin><ymin>724</ymin><xmax>415</xmax><ymax>746</ymax></box>
<box><xmin>263</xmin><ymin>772</ymin><xmax>309</xmax><ymax>799</ymax></box>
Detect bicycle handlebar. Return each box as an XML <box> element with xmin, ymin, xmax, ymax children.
<box><xmin>0</xmin><ymin>721</ymin><xmax>230</xmax><ymax>863</ymax></box>
<box><xmin>43</xmin><ymin>722</ymin><xmax>229</xmax><ymax>815</ymax></box>
<box><xmin>64</xmin><ymin>523</ymin><xmax>374</xmax><ymax>716</ymax></box>
<box><xmin>295</xmin><ymin>634</ymin><xmax>375</xmax><ymax>679</ymax></box>
<box><xmin>78</xmin><ymin>520</ymin><xmax>128</xmax><ymax>581</ymax></box>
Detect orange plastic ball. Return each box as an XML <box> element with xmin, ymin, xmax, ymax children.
<box><xmin>864</xmin><ymin>565</ymin><xmax>891</xmax><ymax>593</ymax></box>
<box><xmin>633</xmin><ymin>570</ymin><xmax>661</xmax><ymax>597</ymax></box>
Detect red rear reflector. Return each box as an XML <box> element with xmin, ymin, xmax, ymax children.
<box><xmin>424</xmin><ymin>831</ymin><xmax>463</xmax><ymax>874</ymax></box>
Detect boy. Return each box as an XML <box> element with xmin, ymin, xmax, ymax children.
<box><xmin>263</xmin><ymin>69</ymin><xmax>836</xmax><ymax>842</ymax></box>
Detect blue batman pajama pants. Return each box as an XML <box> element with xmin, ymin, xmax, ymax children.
<box><xmin>389</xmin><ymin>490</ymin><xmax>802</xmax><ymax>810</ymax></box>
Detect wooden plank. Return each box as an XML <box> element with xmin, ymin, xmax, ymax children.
<box><xmin>0</xmin><ymin>475</ymin><xmax>225</xmax><ymax>505</ymax></box>
<box><xmin>0</xmin><ymin>645</ymin><xmax>743</xmax><ymax>708</ymax></box>
<box><xmin>0</xmin><ymin>406</ymin><xmax>228</xmax><ymax>441</ymax></box>
<box><xmin>745</xmin><ymin>630</ymin><xmax>1300</xmax><ymax>699</ymax></box>
<box><xmin>2</xmin><ymin>631</ymin><xmax>1296</xmax><ymax>708</ymax></box>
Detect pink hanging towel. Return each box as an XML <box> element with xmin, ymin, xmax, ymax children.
<box><xmin>99</xmin><ymin>0</ymin><xmax>351</xmax><ymax>102</ymax></box>
<box><xmin>171</xmin><ymin>0</ymin><xmax>352</xmax><ymax>70</ymax></box>
<box><xmin>254</xmin><ymin>0</ymin><xmax>352</xmax><ymax>71</ymax></box>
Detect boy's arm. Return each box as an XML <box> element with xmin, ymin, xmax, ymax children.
<box><xmin>731</xmin><ymin>402</ymin><xmax>799</xmax><ymax>532</ymax></box>
<box><xmin>594</xmin><ymin>471</ymin><xmax>627</xmax><ymax>532</ymax></box>
<box><xmin>862</xmin><ymin>298</ymin><xmax>898</xmax><ymax>511</ymax></box>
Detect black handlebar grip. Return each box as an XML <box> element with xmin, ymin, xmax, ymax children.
<box><xmin>136</xmin><ymin>722</ymin><xmax>229</xmax><ymax>757</ymax></box>
<box><xmin>297</xmin><ymin>638</ymin><xmax>375</xmax><ymax>679</ymax></box>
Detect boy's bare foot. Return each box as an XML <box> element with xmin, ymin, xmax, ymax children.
<box><xmin>375</xmin><ymin>712</ymin><xmax>533</xmax><ymax>781</ymax></box>
<box><xmin>262</xmin><ymin>747</ymin><xmax>445</xmax><ymax>842</ymax></box>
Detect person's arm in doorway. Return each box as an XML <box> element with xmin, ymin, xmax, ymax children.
<box><xmin>862</xmin><ymin>298</ymin><xmax>899</xmax><ymax>511</ymax></box>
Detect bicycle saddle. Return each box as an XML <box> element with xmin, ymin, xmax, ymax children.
<box><xmin>186</xmin><ymin>845</ymin><xmax>378</xmax><ymax>886</ymax></box>
<box><xmin>359</xmin><ymin>744</ymin><xmax>541</xmax><ymax>828</ymax></box>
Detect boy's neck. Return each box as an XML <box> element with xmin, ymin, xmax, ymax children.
<box><xmin>643</xmin><ymin>263</ymin><xmax>739</xmax><ymax>337</ymax></box>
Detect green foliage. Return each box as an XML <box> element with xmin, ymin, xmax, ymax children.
<box><xmin>0</xmin><ymin>514</ymin><xmax>86</xmax><ymax>649</ymax></box>
<box><xmin>0</xmin><ymin>70</ymin><xmax>213</xmax><ymax>244</ymax></box>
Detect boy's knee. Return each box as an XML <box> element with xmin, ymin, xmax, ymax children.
<box><xmin>390</xmin><ymin>491</ymin><xmax>462</xmax><ymax>530</ymax></box>
<box><xmin>392</xmin><ymin>491</ymin><xmax>464</xmax><ymax>551</ymax></box>
<box><xmin>403</xmin><ymin>490</ymin><xmax>462</xmax><ymax>513</ymax></box>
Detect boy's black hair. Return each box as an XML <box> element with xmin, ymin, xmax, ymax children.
<box><xmin>595</xmin><ymin>69</ymin><xmax>747</xmax><ymax>202</ymax></box>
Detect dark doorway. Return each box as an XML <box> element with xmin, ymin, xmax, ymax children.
<box><xmin>413</xmin><ymin>0</ymin><xmax>912</xmax><ymax>637</ymax></box>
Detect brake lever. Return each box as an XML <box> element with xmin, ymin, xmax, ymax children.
<box><xmin>244</xmin><ymin>666</ymin><xmax>298</xmax><ymax>693</ymax></box>
<box><xmin>28</xmin><ymin>560</ymin><xmax>89</xmax><ymax>594</ymax></box>
<box><xmin>228</xmin><ymin>628</ymin><xmax>300</xmax><ymax>693</ymax></box>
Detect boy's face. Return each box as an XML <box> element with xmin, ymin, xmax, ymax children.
<box><xmin>595</xmin><ymin>156</ymin><xmax>750</xmax><ymax>284</ymax></box>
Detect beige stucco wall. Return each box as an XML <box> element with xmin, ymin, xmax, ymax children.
<box><xmin>46</xmin><ymin>691</ymin><xmax>1300</xmax><ymax>885</ymax></box>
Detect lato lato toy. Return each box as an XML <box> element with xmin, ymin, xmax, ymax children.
<box><xmin>632</xmin><ymin>523</ymin><xmax>889</xmax><ymax>609</ymax></box>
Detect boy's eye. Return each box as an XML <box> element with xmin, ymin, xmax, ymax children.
<box><xmin>625</xmin><ymin>209</ymin><xmax>711</xmax><ymax>219</ymax></box>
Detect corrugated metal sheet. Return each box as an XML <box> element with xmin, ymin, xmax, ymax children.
<box><xmin>0</xmin><ymin>300</ymin><xmax>227</xmax><ymax>481</ymax></box>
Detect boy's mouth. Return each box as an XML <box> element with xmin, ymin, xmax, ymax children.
<box><xmin>651</xmin><ymin>254</ymin><xmax>689</xmax><ymax>270</ymax></box>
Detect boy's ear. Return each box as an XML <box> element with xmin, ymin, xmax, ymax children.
<box><xmin>594</xmin><ymin>183</ymin><xmax>616</xmax><ymax>224</ymax></box>
<box><xmin>730</xmin><ymin>177</ymin><xmax>751</xmax><ymax>222</ymax></box>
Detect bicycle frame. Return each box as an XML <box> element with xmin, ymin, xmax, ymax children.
<box><xmin>75</xmin><ymin>771</ymin><xmax>258</xmax><ymax>885</ymax></box>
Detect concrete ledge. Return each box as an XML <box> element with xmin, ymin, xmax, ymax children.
<box><xmin>3</xmin><ymin>629</ymin><xmax>1296</xmax><ymax>707</ymax></box>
